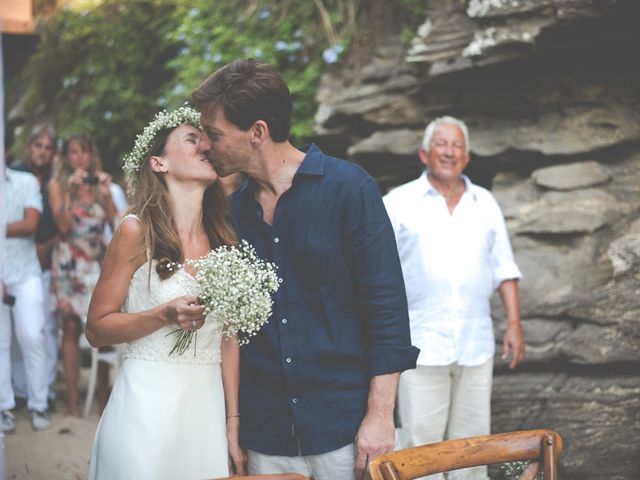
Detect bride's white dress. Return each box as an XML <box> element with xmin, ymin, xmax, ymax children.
<box><xmin>87</xmin><ymin>256</ymin><xmax>229</xmax><ymax>479</ymax></box>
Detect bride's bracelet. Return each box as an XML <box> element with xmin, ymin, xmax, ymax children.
<box><xmin>226</xmin><ymin>414</ymin><xmax>240</xmax><ymax>420</ymax></box>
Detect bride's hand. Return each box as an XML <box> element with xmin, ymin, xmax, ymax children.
<box><xmin>226</xmin><ymin>416</ymin><xmax>247</xmax><ymax>475</ymax></box>
<box><xmin>163</xmin><ymin>295</ymin><xmax>206</xmax><ymax>330</ymax></box>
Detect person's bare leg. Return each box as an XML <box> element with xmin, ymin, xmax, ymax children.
<box><xmin>62</xmin><ymin>315</ymin><xmax>81</xmax><ymax>416</ymax></box>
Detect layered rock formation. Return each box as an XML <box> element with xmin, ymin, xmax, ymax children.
<box><xmin>313</xmin><ymin>1</ymin><xmax>640</xmax><ymax>478</ymax></box>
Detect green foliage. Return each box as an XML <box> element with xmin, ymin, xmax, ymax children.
<box><xmin>17</xmin><ymin>0</ymin><xmax>424</xmax><ymax>171</ymax></box>
<box><xmin>393</xmin><ymin>0</ymin><xmax>429</xmax><ymax>45</ymax></box>
<box><xmin>498</xmin><ymin>460</ymin><xmax>541</xmax><ymax>480</ymax></box>
<box><xmin>164</xmin><ymin>0</ymin><xmax>351</xmax><ymax>144</ymax></box>
<box><xmin>21</xmin><ymin>0</ymin><xmax>179</xmax><ymax>172</ymax></box>
<box><xmin>394</xmin><ymin>0</ymin><xmax>429</xmax><ymax>19</ymax></box>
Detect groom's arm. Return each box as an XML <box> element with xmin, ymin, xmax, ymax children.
<box><xmin>343</xmin><ymin>176</ymin><xmax>419</xmax><ymax>477</ymax></box>
<box><xmin>354</xmin><ymin>373</ymin><xmax>399</xmax><ymax>478</ymax></box>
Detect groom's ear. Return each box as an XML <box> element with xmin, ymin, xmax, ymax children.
<box><xmin>149</xmin><ymin>156</ymin><xmax>168</xmax><ymax>173</ymax></box>
<box><xmin>250</xmin><ymin>120</ymin><xmax>269</xmax><ymax>146</ymax></box>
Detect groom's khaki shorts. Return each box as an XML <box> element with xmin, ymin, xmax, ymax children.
<box><xmin>247</xmin><ymin>443</ymin><xmax>355</xmax><ymax>480</ymax></box>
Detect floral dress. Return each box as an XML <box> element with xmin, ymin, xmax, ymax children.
<box><xmin>51</xmin><ymin>200</ymin><xmax>108</xmax><ymax>318</ymax></box>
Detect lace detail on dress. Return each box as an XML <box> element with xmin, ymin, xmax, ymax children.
<box><xmin>124</xmin><ymin>343</ymin><xmax>222</xmax><ymax>364</ymax></box>
<box><xmin>123</xmin><ymin>259</ymin><xmax>223</xmax><ymax>364</ymax></box>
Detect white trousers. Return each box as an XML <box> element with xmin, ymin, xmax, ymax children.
<box><xmin>0</xmin><ymin>430</ymin><xmax>5</xmax><ymax>480</ymax></box>
<box><xmin>11</xmin><ymin>271</ymin><xmax>58</xmax><ymax>400</ymax></box>
<box><xmin>0</xmin><ymin>275</ymin><xmax>49</xmax><ymax>412</ymax></box>
<box><xmin>248</xmin><ymin>443</ymin><xmax>355</xmax><ymax>480</ymax></box>
<box><xmin>397</xmin><ymin>359</ymin><xmax>493</xmax><ymax>480</ymax></box>
<box><xmin>10</xmin><ymin>332</ymin><xmax>25</xmax><ymax>397</ymax></box>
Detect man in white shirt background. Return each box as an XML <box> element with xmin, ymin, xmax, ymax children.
<box><xmin>10</xmin><ymin>125</ymin><xmax>59</xmax><ymax>410</ymax></box>
<box><xmin>1</xmin><ymin>165</ymin><xmax>51</xmax><ymax>433</ymax></box>
<box><xmin>383</xmin><ymin>116</ymin><xmax>525</xmax><ymax>480</ymax></box>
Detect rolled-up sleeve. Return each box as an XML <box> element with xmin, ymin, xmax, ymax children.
<box><xmin>489</xmin><ymin>197</ymin><xmax>522</xmax><ymax>286</ymax></box>
<box><xmin>345</xmin><ymin>176</ymin><xmax>419</xmax><ymax>377</ymax></box>
<box><xmin>24</xmin><ymin>175</ymin><xmax>43</xmax><ymax>212</ymax></box>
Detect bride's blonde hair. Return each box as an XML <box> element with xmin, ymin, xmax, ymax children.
<box><xmin>131</xmin><ymin>126</ymin><xmax>236</xmax><ymax>280</ymax></box>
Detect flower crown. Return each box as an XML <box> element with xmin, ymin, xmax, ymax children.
<box><xmin>122</xmin><ymin>103</ymin><xmax>201</xmax><ymax>195</ymax></box>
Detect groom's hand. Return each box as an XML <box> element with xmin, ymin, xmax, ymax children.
<box><xmin>354</xmin><ymin>373</ymin><xmax>399</xmax><ymax>479</ymax></box>
<box><xmin>354</xmin><ymin>411</ymin><xmax>395</xmax><ymax>479</ymax></box>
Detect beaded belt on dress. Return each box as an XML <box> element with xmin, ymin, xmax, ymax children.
<box><xmin>124</xmin><ymin>344</ymin><xmax>222</xmax><ymax>364</ymax></box>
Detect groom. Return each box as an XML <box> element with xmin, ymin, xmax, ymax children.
<box><xmin>192</xmin><ymin>59</ymin><xmax>419</xmax><ymax>480</ymax></box>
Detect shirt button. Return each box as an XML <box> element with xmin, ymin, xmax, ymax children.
<box><xmin>281</xmin><ymin>318</ymin><xmax>287</xmax><ymax>324</ymax></box>
<box><xmin>292</xmin><ymin>398</ymin><xmax>298</xmax><ymax>404</ymax></box>
<box><xmin>274</xmin><ymin>237</ymin><xmax>280</xmax><ymax>243</ymax></box>
<box><xmin>286</xmin><ymin>357</ymin><xmax>292</xmax><ymax>363</ymax></box>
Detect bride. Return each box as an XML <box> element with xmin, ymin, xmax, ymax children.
<box><xmin>86</xmin><ymin>105</ymin><xmax>246</xmax><ymax>479</ymax></box>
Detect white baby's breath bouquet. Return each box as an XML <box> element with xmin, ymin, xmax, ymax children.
<box><xmin>169</xmin><ymin>240</ymin><xmax>279</xmax><ymax>355</ymax></box>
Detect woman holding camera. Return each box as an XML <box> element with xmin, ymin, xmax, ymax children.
<box><xmin>48</xmin><ymin>134</ymin><xmax>116</xmax><ymax>416</ymax></box>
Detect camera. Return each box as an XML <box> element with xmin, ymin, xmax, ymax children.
<box><xmin>83</xmin><ymin>175</ymin><xmax>99</xmax><ymax>185</ymax></box>
<box><xmin>3</xmin><ymin>294</ymin><xmax>16</xmax><ymax>306</ymax></box>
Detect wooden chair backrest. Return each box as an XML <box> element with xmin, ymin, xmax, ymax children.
<box><xmin>211</xmin><ymin>474</ymin><xmax>309</xmax><ymax>480</ymax></box>
<box><xmin>369</xmin><ymin>429</ymin><xmax>563</xmax><ymax>480</ymax></box>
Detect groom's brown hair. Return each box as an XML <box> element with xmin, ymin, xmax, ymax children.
<box><xmin>192</xmin><ymin>59</ymin><xmax>292</xmax><ymax>142</ymax></box>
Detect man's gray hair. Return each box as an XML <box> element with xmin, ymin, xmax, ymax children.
<box><xmin>422</xmin><ymin>116</ymin><xmax>470</xmax><ymax>154</ymax></box>
<box><xmin>27</xmin><ymin>123</ymin><xmax>56</xmax><ymax>146</ymax></box>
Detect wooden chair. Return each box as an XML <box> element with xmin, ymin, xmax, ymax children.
<box><xmin>211</xmin><ymin>474</ymin><xmax>309</xmax><ymax>480</ymax></box>
<box><xmin>369</xmin><ymin>429</ymin><xmax>563</xmax><ymax>480</ymax></box>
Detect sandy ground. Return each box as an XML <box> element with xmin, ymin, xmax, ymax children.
<box><xmin>3</xmin><ymin>368</ymin><xmax>100</xmax><ymax>480</ymax></box>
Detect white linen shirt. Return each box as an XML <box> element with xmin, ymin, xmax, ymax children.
<box><xmin>383</xmin><ymin>171</ymin><xmax>522</xmax><ymax>366</ymax></box>
<box><xmin>2</xmin><ymin>168</ymin><xmax>43</xmax><ymax>286</ymax></box>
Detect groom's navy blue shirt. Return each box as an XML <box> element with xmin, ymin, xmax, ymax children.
<box><xmin>229</xmin><ymin>144</ymin><xmax>419</xmax><ymax>456</ymax></box>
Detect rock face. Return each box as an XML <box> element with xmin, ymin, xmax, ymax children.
<box><xmin>313</xmin><ymin>1</ymin><xmax>640</xmax><ymax>478</ymax></box>
<box><xmin>531</xmin><ymin>161</ymin><xmax>611</xmax><ymax>191</ymax></box>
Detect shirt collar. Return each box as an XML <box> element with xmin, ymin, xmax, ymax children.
<box><xmin>419</xmin><ymin>170</ymin><xmax>477</xmax><ymax>201</ymax></box>
<box><xmin>235</xmin><ymin>143</ymin><xmax>325</xmax><ymax>199</ymax></box>
<box><xmin>295</xmin><ymin>144</ymin><xmax>325</xmax><ymax>177</ymax></box>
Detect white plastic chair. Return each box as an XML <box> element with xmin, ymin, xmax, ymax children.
<box><xmin>80</xmin><ymin>316</ymin><xmax>123</xmax><ymax>417</ymax></box>
<box><xmin>84</xmin><ymin>345</ymin><xmax>123</xmax><ymax>417</ymax></box>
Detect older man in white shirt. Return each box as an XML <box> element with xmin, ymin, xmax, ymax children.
<box><xmin>383</xmin><ymin>116</ymin><xmax>525</xmax><ymax>480</ymax></box>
